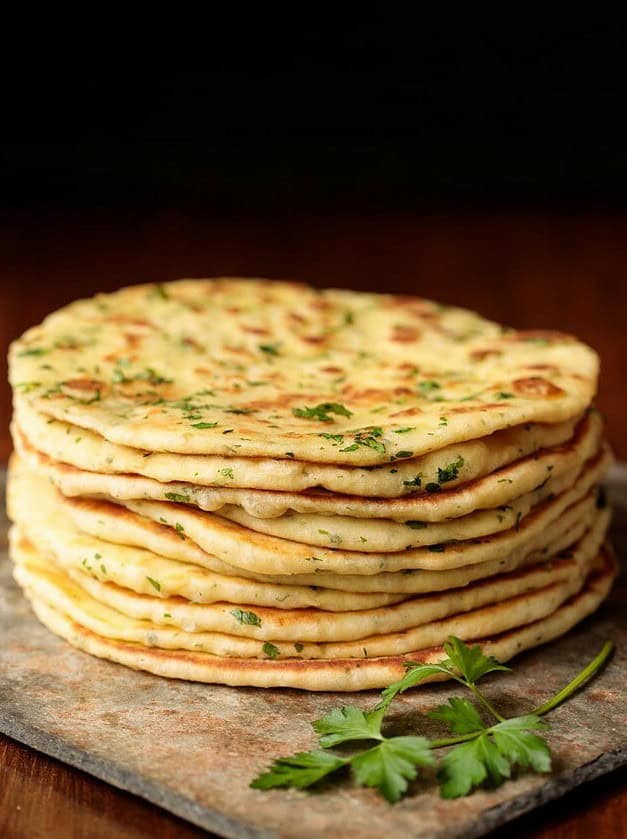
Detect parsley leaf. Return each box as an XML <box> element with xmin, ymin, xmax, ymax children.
<box><xmin>438</xmin><ymin>715</ymin><xmax>550</xmax><ymax>798</ymax></box>
<box><xmin>313</xmin><ymin>706</ymin><xmax>385</xmax><ymax>747</ymax></box>
<box><xmin>379</xmin><ymin>638</ymin><xmax>509</xmax><ymax>710</ymax></box>
<box><xmin>427</xmin><ymin>697</ymin><xmax>484</xmax><ymax>734</ymax></box>
<box><xmin>442</xmin><ymin>637</ymin><xmax>511</xmax><ymax>684</ymax></box>
<box><xmin>491</xmin><ymin>716</ymin><xmax>551</xmax><ymax>773</ymax></box>
<box><xmin>351</xmin><ymin>737</ymin><xmax>434</xmax><ymax>803</ymax></box>
<box><xmin>378</xmin><ymin>663</ymin><xmax>453</xmax><ymax>710</ymax></box>
<box><xmin>251</xmin><ymin>750</ymin><xmax>347</xmax><ymax>790</ymax></box>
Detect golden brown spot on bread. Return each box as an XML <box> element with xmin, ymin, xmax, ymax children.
<box><xmin>308</xmin><ymin>299</ymin><xmax>332</xmax><ymax>311</ymax></box>
<box><xmin>60</xmin><ymin>379</ymin><xmax>105</xmax><ymax>399</ymax></box>
<box><xmin>391</xmin><ymin>325</ymin><xmax>420</xmax><ymax>343</ymax></box>
<box><xmin>241</xmin><ymin>326</ymin><xmax>270</xmax><ymax>336</ymax></box>
<box><xmin>470</xmin><ymin>348</ymin><xmax>503</xmax><ymax>361</ymax></box>
<box><xmin>513</xmin><ymin>377</ymin><xmax>566</xmax><ymax>398</ymax></box>
<box><xmin>511</xmin><ymin>329</ymin><xmax>574</xmax><ymax>342</ymax></box>
<box><xmin>288</xmin><ymin>312</ymin><xmax>308</xmax><ymax>324</ymax></box>
<box><xmin>341</xmin><ymin>387</ymin><xmax>414</xmax><ymax>401</ymax></box>
<box><xmin>123</xmin><ymin>333</ymin><xmax>142</xmax><ymax>348</ymax></box>
<box><xmin>182</xmin><ymin>337</ymin><xmax>204</xmax><ymax>351</ymax></box>
<box><xmin>107</xmin><ymin>316</ymin><xmax>154</xmax><ymax>330</ymax></box>
<box><xmin>389</xmin><ymin>407</ymin><xmax>424</xmax><ymax>418</ymax></box>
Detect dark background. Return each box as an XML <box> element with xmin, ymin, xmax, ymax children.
<box><xmin>3</xmin><ymin>17</ymin><xmax>627</xmax><ymax>214</ymax></box>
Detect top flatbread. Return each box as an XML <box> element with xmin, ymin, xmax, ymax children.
<box><xmin>10</xmin><ymin>278</ymin><xmax>598</xmax><ymax>465</ymax></box>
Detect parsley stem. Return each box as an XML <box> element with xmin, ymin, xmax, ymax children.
<box><xmin>466</xmin><ymin>682</ymin><xmax>506</xmax><ymax>723</ymax></box>
<box><xmin>426</xmin><ymin>641</ymin><xmax>614</xmax><ymax>751</ymax></box>
<box><xmin>531</xmin><ymin>641</ymin><xmax>614</xmax><ymax>717</ymax></box>
<box><xmin>429</xmin><ymin>731</ymin><xmax>478</xmax><ymax>748</ymax></box>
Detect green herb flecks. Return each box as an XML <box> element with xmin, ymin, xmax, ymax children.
<box><xmin>112</xmin><ymin>363</ymin><xmax>172</xmax><ymax>387</ymax></box>
<box><xmin>293</xmin><ymin>403</ymin><xmax>353</xmax><ymax>422</ymax></box>
<box><xmin>164</xmin><ymin>492</ymin><xmax>192</xmax><ymax>504</ymax></box>
<box><xmin>318</xmin><ymin>529</ymin><xmax>342</xmax><ymax>545</ymax></box>
<box><xmin>18</xmin><ymin>347</ymin><xmax>47</xmax><ymax>357</ymax></box>
<box><xmin>341</xmin><ymin>426</ymin><xmax>385</xmax><ymax>454</ymax></box>
<box><xmin>319</xmin><ymin>432</ymin><xmax>345</xmax><ymax>444</ymax></box>
<box><xmin>419</xmin><ymin>380</ymin><xmax>444</xmax><ymax>400</ymax></box>
<box><xmin>259</xmin><ymin>343</ymin><xmax>280</xmax><ymax>356</ymax></box>
<box><xmin>437</xmin><ymin>455</ymin><xmax>464</xmax><ymax>485</ymax></box>
<box><xmin>149</xmin><ymin>283</ymin><xmax>170</xmax><ymax>300</ymax></box>
<box><xmin>231</xmin><ymin>609</ymin><xmax>262</xmax><ymax>627</ymax></box>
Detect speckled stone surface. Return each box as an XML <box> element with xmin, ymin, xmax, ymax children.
<box><xmin>0</xmin><ymin>468</ymin><xmax>625</xmax><ymax>839</ymax></box>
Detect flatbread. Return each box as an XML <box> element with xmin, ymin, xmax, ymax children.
<box><xmin>9</xmin><ymin>452</ymin><xmax>602</xmax><ymax>596</ymax></box>
<box><xmin>13</xmin><ymin>401</ymin><xmax>579</xmax><ymax>497</ymax></box>
<box><xmin>119</xmin><ymin>449</ymin><xmax>611</xmax><ymax>575</ymax></box>
<box><xmin>16</xmin><ymin>424</ymin><xmax>599</xmax><ymax>551</ymax></box>
<box><xmin>209</xmin><ymin>457</ymin><xmax>588</xmax><ymax>551</ymax></box>
<box><xmin>15</xmin><ymin>410</ymin><xmax>601</xmax><ymax>517</ymax></box>
<box><xmin>7</xmin><ymin>463</ymin><xmax>409</xmax><ymax>612</ymax></box>
<box><xmin>18</xmin><ymin>547</ymin><xmax>617</xmax><ymax>690</ymax></box>
<box><xmin>10</xmin><ymin>506</ymin><xmax>607</xmax><ymax>646</ymax></box>
<box><xmin>27</xmin><ymin>480</ymin><xmax>603</xmax><ymax>594</ymax></box>
<box><xmin>10</xmin><ymin>279</ymin><xmax>598</xmax><ymax>464</ymax></box>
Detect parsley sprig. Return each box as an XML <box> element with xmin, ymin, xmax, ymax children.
<box><xmin>251</xmin><ymin>637</ymin><xmax>613</xmax><ymax>803</ymax></box>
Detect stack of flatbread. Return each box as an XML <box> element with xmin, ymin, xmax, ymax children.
<box><xmin>7</xmin><ymin>279</ymin><xmax>616</xmax><ymax>690</ymax></box>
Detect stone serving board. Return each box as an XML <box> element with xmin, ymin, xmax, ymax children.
<box><xmin>0</xmin><ymin>468</ymin><xmax>626</xmax><ymax>839</ymax></box>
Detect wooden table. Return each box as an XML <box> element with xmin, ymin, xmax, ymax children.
<box><xmin>1</xmin><ymin>209</ymin><xmax>626</xmax><ymax>837</ymax></box>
